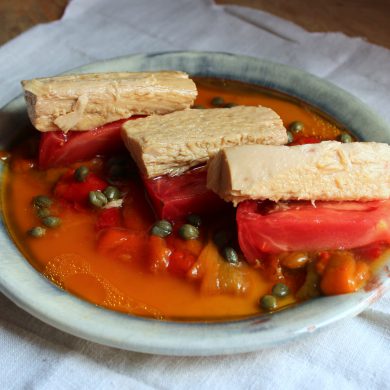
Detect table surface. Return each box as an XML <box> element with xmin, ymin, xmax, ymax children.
<box><xmin>1</xmin><ymin>0</ymin><xmax>389</xmax><ymax>49</ymax></box>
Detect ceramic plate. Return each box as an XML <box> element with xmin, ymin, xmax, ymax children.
<box><xmin>0</xmin><ymin>52</ymin><xmax>389</xmax><ymax>356</ymax></box>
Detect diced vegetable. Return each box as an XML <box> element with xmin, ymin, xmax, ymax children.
<box><xmin>320</xmin><ymin>252</ymin><xmax>370</xmax><ymax>295</ymax></box>
<box><xmin>97</xmin><ymin>227</ymin><xmax>147</xmax><ymax>261</ymax></box>
<box><xmin>189</xmin><ymin>239</ymin><xmax>250</xmax><ymax>295</ymax></box>
<box><xmin>143</xmin><ymin>167</ymin><xmax>229</xmax><ymax>220</ymax></box>
<box><xmin>237</xmin><ymin>200</ymin><xmax>390</xmax><ymax>263</ymax></box>
<box><xmin>54</xmin><ymin>169</ymin><xmax>108</xmax><ymax>206</ymax></box>
<box><xmin>148</xmin><ymin>235</ymin><xmax>171</xmax><ymax>272</ymax></box>
<box><xmin>168</xmin><ymin>250</ymin><xmax>197</xmax><ymax>276</ymax></box>
<box><xmin>96</xmin><ymin>207</ymin><xmax>122</xmax><ymax>231</ymax></box>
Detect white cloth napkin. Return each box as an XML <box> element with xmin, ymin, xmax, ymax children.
<box><xmin>0</xmin><ymin>1</ymin><xmax>389</xmax><ymax>389</ymax></box>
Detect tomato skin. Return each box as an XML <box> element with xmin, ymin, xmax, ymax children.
<box><xmin>289</xmin><ymin>136</ymin><xmax>321</xmax><ymax>146</ymax></box>
<box><xmin>39</xmin><ymin>116</ymin><xmax>144</xmax><ymax>169</ymax></box>
<box><xmin>143</xmin><ymin>167</ymin><xmax>229</xmax><ymax>220</ymax></box>
<box><xmin>237</xmin><ymin>199</ymin><xmax>390</xmax><ymax>263</ymax></box>
<box><xmin>54</xmin><ymin>169</ymin><xmax>108</xmax><ymax>206</ymax></box>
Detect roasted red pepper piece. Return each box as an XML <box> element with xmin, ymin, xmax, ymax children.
<box><xmin>54</xmin><ymin>169</ymin><xmax>107</xmax><ymax>206</ymax></box>
<box><xmin>168</xmin><ymin>250</ymin><xmax>197</xmax><ymax>276</ymax></box>
<box><xmin>96</xmin><ymin>207</ymin><xmax>123</xmax><ymax>231</ymax></box>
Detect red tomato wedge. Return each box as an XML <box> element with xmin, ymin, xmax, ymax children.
<box><xmin>38</xmin><ymin>116</ymin><xmax>144</xmax><ymax>169</ymax></box>
<box><xmin>237</xmin><ymin>199</ymin><xmax>390</xmax><ymax>263</ymax></box>
<box><xmin>143</xmin><ymin>167</ymin><xmax>229</xmax><ymax>220</ymax></box>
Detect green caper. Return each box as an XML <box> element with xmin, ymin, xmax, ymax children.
<box><xmin>272</xmin><ymin>283</ymin><xmax>290</xmax><ymax>298</ymax></box>
<box><xmin>42</xmin><ymin>216</ymin><xmax>61</xmax><ymax>228</ymax></box>
<box><xmin>28</xmin><ymin>226</ymin><xmax>46</xmax><ymax>238</ymax></box>
<box><xmin>224</xmin><ymin>102</ymin><xmax>238</xmax><ymax>108</ymax></box>
<box><xmin>289</xmin><ymin>121</ymin><xmax>304</xmax><ymax>134</ymax></box>
<box><xmin>179</xmin><ymin>224</ymin><xmax>199</xmax><ymax>240</ymax></box>
<box><xmin>36</xmin><ymin>208</ymin><xmax>51</xmax><ymax>219</ymax></box>
<box><xmin>33</xmin><ymin>195</ymin><xmax>53</xmax><ymax>209</ymax></box>
<box><xmin>339</xmin><ymin>133</ymin><xmax>353</xmax><ymax>143</ymax></box>
<box><xmin>89</xmin><ymin>191</ymin><xmax>108</xmax><ymax>208</ymax></box>
<box><xmin>150</xmin><ymin>220</ymin><xmax>173</xmax><ymax>238</ymax></box>
<box><xmin>74</xmin><ymin>166</ymin><xmax>89</xmax><ymax>182</ymax></box>
<box><xmin>222</xmin><ymin>246</ymin><xmax>239</xmax><ymax>265</ymax></box>
<box><xmin>186</xmin><ymin>214</ymin><xmax>202</xmax><ymax>228</ymax></box>
<box><xmin>192</xmin><ymin>104</ymin><xmax>205</xmax><ymax>109</ymax></box>
<box><xmin>287</xmin><ymin>131</ymin><xmax>294</xmax><ymax>143</ymax></box>
<box><xmin>260</xmin><ymin>295</ymin><xmax>278</xmax><ymax>311</ymax></box>
<box><xmin>109</xmin><ymin>164</ymin><xmax>127</xmax><ymax>180</ymax></box>
<box><xmin>103</xmin><ymin>186</ymin><xmax>121</xmax><ymax>201</ymax></box>
<box><xmin>211</xmin><ymin>96</ymin><xmax>225</xmax><ymax>107</ymax></box>
<box><xmin>213</xmin><ymin>229</ymin><xmax>232</xmax><ymax>248</ymax></box>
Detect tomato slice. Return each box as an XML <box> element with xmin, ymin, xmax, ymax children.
<box><xmin>237</xmin><ymin>199</ymin><xmax>390</xmax><ymax>263</ymax></box>
<box><xmin>143</xmin><ymin>167</ymin><xmax>229</xmax><ymax>220</ymax></box>
<box><xmin>38</xmin><ymin>116</ymin><xmax>144</xmax><ymax>169</ymax></box>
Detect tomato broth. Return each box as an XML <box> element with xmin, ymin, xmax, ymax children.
<box><xmin>1</xmin><ymin>78</ymin><xmax>389</xmax><ymax>320</ymax></box>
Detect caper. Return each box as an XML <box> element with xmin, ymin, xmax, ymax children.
<box><xmin>42</xmin><ymin>216</ymin><xmax>61</xmax><ymax>228</ymax></box>
<box><xmin>281</xmin><ymin>252</ymin><xmax>309</xmax><ymax>269</ymax></box>
<box><xmin>33</xmin><ymin>195</ymin><xmax>53</xmax><ymax>209</ymax></box>
<box><xmin>89</xmin><ymin>191</ymin><xmax>108</xmax><ymax>208</ymax></box>
<box><xmin>150</xmin><ymin>220</ymin><xmax>173</xmax><ymax>238</ymax></box>
<box><xmin>222</xmin><ymin>246</ymin><xmax>239</xmax><ymax>265</ymax></box>
<box><xmin>103</xmin><ymin>186</ymin><xmax>121</xmax><ymax>201</ymax></box>
<box><xmin>74</xmin><ymin>166</ymin><xmax>89</xmax><ymax>182</ymax></box>
<box><xmin>287</xmin><ymin>131</ymin><xmax>294</xmax><ymax>143</ymax></box>
<box><xmin>192</xmin><ymin>104</ymin><xmax>205</xmax><ymax>109</ymax></box>
<box><xmin>272</xmin><ymin>283</ymin><xmax>290</xmax><ymax>298</ymax></box>
<box><xmin>179</xmin><ymin>224</ymin><xmax>199</xmax><ymax>240</ymax></box>
<box><xmin>289</xmin><ymin>121</ymin><xmax>304</xmax><ymax>134</ymax></box>
<box><xmin>36</xmin><ymin>208</ymin><xmax>51</xmax><ymax>219</ymax></box>
<box><xmin>260</xmin><ymin>295</ymin><xmax>278</xmax><ymax>311</ymax></box>
<box><xmin>28</xmin><ymin>226</ymin><xmax>46</xmax><ymax>238</ymax></box>
<box><xmin>213</xmin><ymin>229</ymin><xmax>232</xmax><ymax>248</ymax></box>
<box><xmin>224</xmin><ymin>102</ymin><xmax>237</xmax><ymax>108</ymax></box>
<box><xmin>186</xmin><ymin>214</ymin><xmax>202</xmax><ymax>228</ymax></box>
<box><xmin>211</xmin><ymin>96</ymin><xmax>225</xmax><ymax>107</ymax></box>
<box><xmin>339</xmin><ymin>133</ymin><xmax>353</xmax><ymax>143</ymax></box>
<box><xmin>109</xmin><ymin>164</ymin><xmax>127</xmax><ymax>179</ymax></box>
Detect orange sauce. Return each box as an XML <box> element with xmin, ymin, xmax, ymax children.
<box><xmin>2</xmin><ymin>78</ymin><xmax>380</xmax><ymax>320</ymax></box>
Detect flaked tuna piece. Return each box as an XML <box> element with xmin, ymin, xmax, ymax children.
<box><xmin>121</xmin><ymin>105</ymin><xmax>288</xmax><ymax>178</ymax></box>
<box><xmin>21</xmin><ymin>71</ymin><xmax>197</xmax><ymax>132</ymax></box>
<box><xmin>207</xmin><ymin>141</ymin><xmax>390</xmax><ymax>205</ymax></box>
